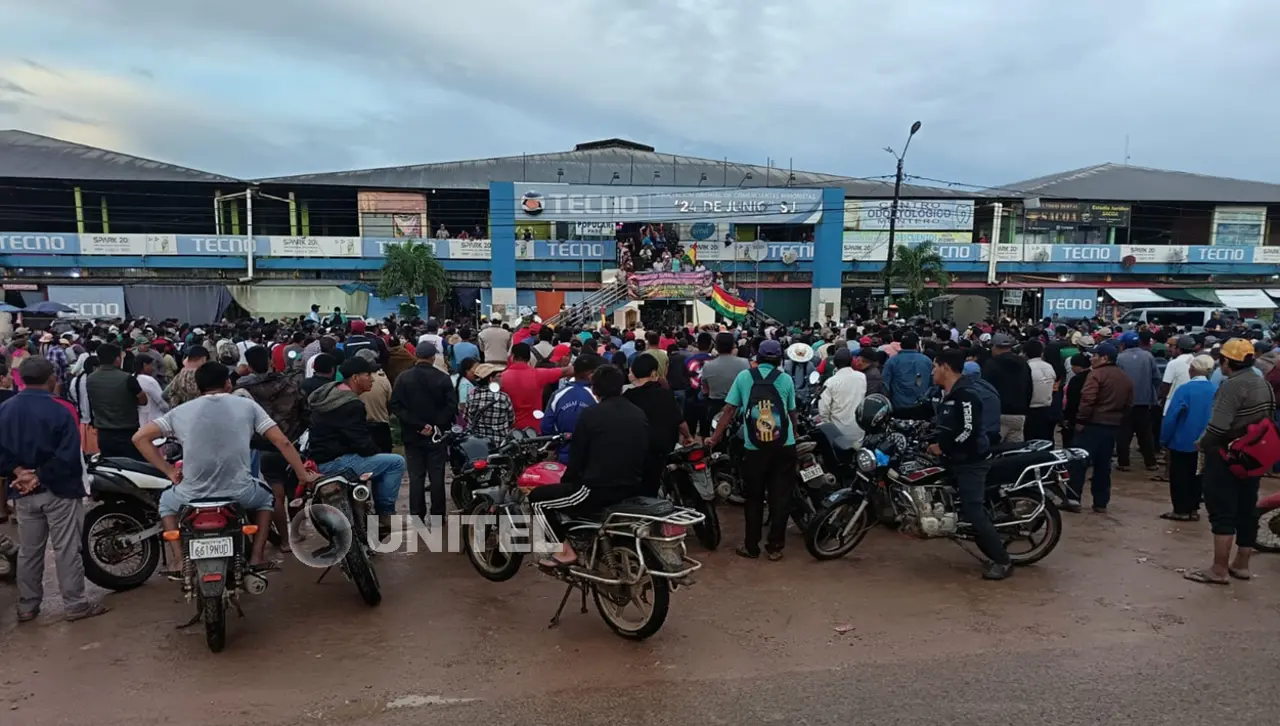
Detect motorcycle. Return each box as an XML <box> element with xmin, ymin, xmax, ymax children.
<box><xmin>437</xmin><ymin>426</ymin><xmax>496</xmax><ymax>511</ymax></box>
<box><xmin>168</xmin><ymin>496</ymin><xmax>268</xmax><ymax>653</ymax></box>
<box><xmin>1256</xmin><ymin>491</ymin><xmax>1280</xmax><ymax>553</ymax></box>
<box><xmin>285</xmin><ymin>462</ymin><xmax>383</xmax><ymax>607</ymax></box>
<box><xmin>804</xmin><ymin>422</ymin><xmax>1086</xmax><ymax>565</ymax></box>
<box><xmin>81</xmin><ymin>440</ymin><xmax>179</xmax><ymax>591</ymax></box>
<box><xmin>462</xmin><ymin>412</ymin><xmax>705</xmax><ymax>641</ymax></box>
<box><xmin>660</xmin><ymin>443</ymin><xmax>722</xmax><ymax>549</ymax></box>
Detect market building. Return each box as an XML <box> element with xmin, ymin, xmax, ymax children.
<box><xmin>2</xmin><ymin>129</ymin><xmax>1280</xmax><ymax>324</ymax></box>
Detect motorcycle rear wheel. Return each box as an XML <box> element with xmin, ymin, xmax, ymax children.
<box><xmin>82</xmin><ymin>500</ymin><xmax>161</xmax><ymax>591</ymax></box>
<box><xmin>463</xmin><ymin>498</ymin><xmax>524</xmax><ymax>581</ymax></box>
<box><xmin>997</xmin><ymin>494</ymin><xmax>1062</xmax><ymax>566</ymax></box>
<box><xmin>1255</xmin><ymin>507</ymin><xmax>1280</xmax><ymax>553</ymax></box>
<box><xmin>202</xmin><ymin>597</ymin><xmax>227</xmax><ymax>653</ymax></box>
<box><xmin>692</xmin><ymin>498</ymin><xmax>721</xmax><ymax>550</ymax></box>
<box><xmin>592</xmin><ymin>544</ymin><xmax>670</xmax><ymax>641</ymax></box>
<box><xmin>804</xmin><ymin>497</ymin><xmax>873</xmax><ymax>561</ymax></box>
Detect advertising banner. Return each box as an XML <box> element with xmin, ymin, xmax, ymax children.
<box><xmin>1211</xmin><ymin>206</ymin><xmax>1266</xmax><ymax>246</ymax></box>
<box><xmin>360</xmin><ymin>238</ymin><xmax>440</xmax><ymax>259</ymax></box>
<box><xmin>572</xmin><ymin>222</ymin><xmax>619</xmax><ymax>237</ymax></box>
<box><xmin>732</xmin><ymin>241</ymin><xmax>814</xmax><ymax>262</ymax></box>
<box><xmin>176</xmin><ymin>235</ymin><xmax>261</xmax><ymax>256</ymax></box>
<box><xmin>628</xmin><ymin>270</ymin><xmax>713</xmax><ymax>300</ymax></box>
<box><xmin>844</xmin><ymin>199</ymin><xmax>975</xmax><ymax>231</ymax></box>
<box><xmin>0</xmin><ymin>233</ymin><xmax>80</xmax><ymax>254</ymax></box>
<box><xmin>841</xmin><ymin>230</ymin><xmax>972</xmax><ymax>261</ymax></box>
<box><xmin>515</xmin><ymin>240</ymin><xmax>617</xmax><ymax>261</ymax></box>
<box><xmin>1041</xmin><ymin>288</ymin><xmax>1098</xmax><ymax>319</ymax></box>
<box><xmin>80</xmin><ymin>234</ymin><xmax>179</xmax><ymax>255</ymax></box>
<box><xmin>511</xmin><ymin>183</ymin><xmax>824</xmax><ymax>225</ymax></box>
<box><xmin>46</xmin><ymin>285</ymin><xmax>126</xmax><ymax>319</ymax></box>
<box><xmin>681</xmin><ymin>238</ymin><xmax>728</xmax><ymax>262</ymax></box>
<box><xmin>448</xmin><ymin>239</ymin><xmax>492</xmax><ymax>260</ymax></box>
<box><xmin>268</xmin><ymin>236</ymin><xmax>360</xmax><ymax>258</ymax></box>
<box><xmin>1002</xmin><ymin>289</ymin><xmax>1024</xmax><ymax>306</ymax></box>
<box><xmin>1025</xmin><ymin>201</ymin><xmax>1131</xmax><ymax>231</ymax></box>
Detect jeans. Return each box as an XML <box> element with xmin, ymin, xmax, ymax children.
<box><xmin>317</xmin><ymin>453</ymin><xmax>405</xmax><ymax>516</ymax></box>
<box><xmin>952</xmin><ymin>460</ymin><xmax>1009</xmax><ymax>565</ymax></box>
<box><xmin>15</xmin><ymin>492</ymin><xmax>88</xmax><ymax>616</ymax></box>
<box><xmin>1117</xmin><ymin>404</ymin><xmax>1157</xmax><ymax>468</ymax></box>
<box><xmin>742</xmin><ymin>446</ymin><xmax>797</xmax><ymax>554</ymax></box>
<box><xmin>1068</xmin><ymin>424</ymin><xmax>1118</xmax><ymax>508</ymax></box>
<box><xmin>702</xmin><ymin>398</ymin><xmax>725</xmax><ymax>439</ymax></box>
<box><xmin>1023</xmin><ymin>407</ymin><xmax>1056</xmax><ymax>443</ymax></box>
<box><xmin>1202</xmin><ymin>450</ymin><xmax>1261</xmax><ymax>547</ymax></box>
<box><xmin>1167</xmin><ymin>449</ymin><xmax>1202</xmax><ymax>515</ymax></box>
<box><xmin>403</xmin><ymin>442</ymin><xmax>448</xmax><ymax>518</ymax></box>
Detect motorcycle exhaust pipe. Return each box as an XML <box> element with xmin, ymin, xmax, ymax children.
<box><xmin>351</xmin><ymin>483</ymin><xmax>372</xmax><ymax>503</ymax></box>
<box><xmin>243</xmin><ymin>572</ymin><xmax>269</xmax><ymax>595</ymax></box>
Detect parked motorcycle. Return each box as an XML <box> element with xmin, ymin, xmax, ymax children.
<box><xmin>437</xmin><ymin>426</ymin><xmax>496</xmax><ymax>511</ymax></box>
<box><xmin>285</xmin><ymin>464</ymin><xmax>382</xmax><ymax>606</ymax></box>
<box><xmin>462</xmin><ymin>411</ymin><xmax>705</xmax><ymax>640</ymax></box>
<box><xmin>168</xmin><ymin>498</ymin><xmax>268</xmax><ymax>653</ymax></box>
<box><xmin>1256</xmin><ymin>491</ymin><xmax>1280</xmax><ymax>553</ymax></box>
<box><xmin>804</xmin><ymin>418</ymin><xmax>1086</xmax><ymax>565</ymax></box>
<box><xmin>660</xmin><ymin>443</ymin><xmax>721</xmax><ymax>549</ymax></box>
<box><xmin>81</xmin><ymin>441</ymin><xmax>178</xmax><ymax>590</ymax></box>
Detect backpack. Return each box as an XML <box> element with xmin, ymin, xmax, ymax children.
<box><xmin>1223</xmin><ymin>387</ymin><xmax>1280</xmax><ymax>477</ymax></box>
<box><xmin>744</xmin><ymin>368</ymin><xmax>789</xmax><ymax>448</ymax></box>
<box><xmin>530</xmin><ymin>345</ymin><xmax>557</xmax><ymax>369</ymax></box>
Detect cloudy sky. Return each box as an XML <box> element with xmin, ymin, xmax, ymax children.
<box><xmin>1</xmin><ymin>0</ymin><xmax>1277</xmax><ymax>187</ymax></box>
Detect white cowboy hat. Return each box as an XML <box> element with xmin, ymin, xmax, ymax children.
<box><xmin>786</xmin><ymin>342</ymin><xmax>814</xmax><ymax>364</ymax></box>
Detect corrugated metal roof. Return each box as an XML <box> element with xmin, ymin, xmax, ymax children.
<box><xmin>257</xmin><ymin>139</ymin><xmax>972</xmax><ymax>198</ymax></box>
<box><xmin>0</xmin><ymin>129</ymin><xmax>240</xmax><ymax>183</ymax></box>
<box><xmin>1004</xmin><ymin>162</ymin><xmax>1280</xmax><ymax>204</ymax></box>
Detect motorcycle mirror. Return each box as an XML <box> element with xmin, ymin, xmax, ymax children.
<box><xmin>808</xmin><ymin>371</ymin><xmax>820</xmax><ymax>385</ymax></box>
<box><xmin>533</xmin><ymin>410</ymin><xmax>544</xmax><ymax>420</ymax></box>
<box><xmin>488</xmin><ymin>381</ymin><xmax>501</xmax><ymax>393</ymax></box>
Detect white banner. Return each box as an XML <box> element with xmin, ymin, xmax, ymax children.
<box><xmin>1253</xmin><ymin>247</ymin><xmax>1280</xmax><ymax>264</ymax></box>
<box><xmin>515</xmin><ymin>239</ymin><xmax>535</xmax><ymax>260</ymax></box>
<box><xmin>1002</xmin><ymin>289</ymin><xmax>1024</xmax><ymax>306</ymax></box>
<box><xmin>840</xmin><ymin>230</ymin><xmax>971</xmax><ymax>261</ymax></box>
<box><xmin>269</xmin><ymin>236</ymin><xmax>360</xmax><ymax>257</ymax></box>
<box><xmin>845</xmin><ymin>199</ymin><xmax>975</xmax><ymax>231</ymax></box>
<box><xmin>1212</xmin><ymin>206</ymin><xmax>1266</xmax><ymax>246</ymax></box>
<box><xmin>681</xmin><ymin>239</ymin><xmax>726</xmax><ymax>262</ymax></box>
<box><xmin>573</xmin><ymin>222</ymin><xmax>618</xmax><ymax>237</ymax></box>
<box><xmin>449</xmin><ymin>239</ymin><xmax>492</xmax><ymax>260</ymax></box>
<box><xmin>80</xmin><ymin>233</ymin><xmax>178</xmax><ymax>255</ymax></box>
<box><xmin>1121</xmin><ymin>245</ymin><xmax>1190</xmax><ymax>264</ymax></box>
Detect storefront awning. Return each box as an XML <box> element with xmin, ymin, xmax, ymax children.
<box><xmin>1162</xmin><ymin>288</ymin><xmax>1221</xmax><ymax>305</ymax></box>
<box><xmin>1216</xmin><ymin>289</ymin><xmax>1276</xmax><ymax>310</ymax></box>
<box><xmin>1103</xmin><ymin>288</ymin><xmax>1169</xmax><ymax>304</ymax></box>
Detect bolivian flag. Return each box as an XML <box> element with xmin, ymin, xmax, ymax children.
<box><xmin>710</xmin><ymin>284</ymin><xmax>748</xmax><ymax>321</ymax></box>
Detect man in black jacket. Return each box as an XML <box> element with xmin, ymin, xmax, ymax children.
<box><xmin>626</xmin><ymin>354</ymin><xmax>694</xmax><ymax>495</ymax></box>
<box><xmin>308</xmin><ymin>357</ymin><xmax>405</xmax><ymax>539</ymax></box>
<box><xmin>390</xmin><ymin>342</ymin><xmax>458</xmax><ymax>523</ymax></box>
<box><xmin>529</xmin><ymin>365</ymin><xmax>648</xmax><ymax>567</ymax></box>
<box><xmin>930</xmin><ymin>349</ymin><xmax>1011</xmax><ymax>581</ymax></box>
<box><xmin>343</xmin><ymin>319</ymin><xmax>389</xmax><ymax>367</ymax></box>
<box><xmin>981</xmin><ymin>333</ymin><xmax>1033</xmax><ymax>443</ymax></box>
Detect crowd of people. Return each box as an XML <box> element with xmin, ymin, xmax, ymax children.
<box><xmin>0</xmin><ymin>302</ymin><xmax>1276</xmax><ymax>618</ymax></box>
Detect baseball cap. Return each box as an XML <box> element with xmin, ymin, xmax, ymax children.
<box><xmin>528</xmin><ymin>323</ymin><xmax>542</xmax><ymax>336</ymax></box>
<box><xmin>340</xmin><ymin>356</ymin><xmax>377</xmax><ymax>377</ymax></box>
<box><xmin>963</xmin><ymin>361</ymin><xmax>981</xmax><ymax>376</ymax></box>
<box><xmin>757</xmin><ymin>340</ymin><xmax>783</xmax><ymax>359</ymax></box>
<box><xmin>349</xmin><ymin>319</ymin><xmax>366</xmax><ymax>334</ymax></box>
<box><xmin>354</xmin><ymin>348</ymin><xmax>381</xmax><ymax>368</ymax></box>
<box><xmin>416</xmin><ymin>341</ymin><xmax>439</xmax><ymax>359</ymax></box>
<box><xmin>1093</xmin><ymin>342</ymin><xmax>1119</xmax><ymax>360</ymax></box>
<box><xmin>1119</xmin><ymin>331</ymin><xmax>1140</xmax><ymax>346</ymax></box>
<box><xmin>833</xmin><ymin>348</ymin><xmax>853</xmax><ymax>367</ymax></box>
<box><xmin>990</xmin><ymin>333</ymin><xmax>1015</xmax><ymax>348</ymax></box>
<box><xmin>39</xmin><ymin>332</ymin><xmax>54</xmax><ymax>343</ymax></box>
<box><xmin>1176</xmin><ymin>335</ymin><xmax>1197</xmax><ymax>352</ymax></box>
<box><xmin>1221</xmin><ymin>338</ymin><xmax>1255</xmax><ymax>363</ymax></box>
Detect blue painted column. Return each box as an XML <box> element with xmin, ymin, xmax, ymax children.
<box><xmin>810</xmin><ymin>186</ymin><xmax>845</xmax><ymax>322</ymax></box>
<box><xmin>488</xmin><ymin>182</ymin><xmax>518</xmax><ymax>319</ymax></box>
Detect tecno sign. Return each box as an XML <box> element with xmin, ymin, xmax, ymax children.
<box><xmin>547</xmin><ymin>242</ymin><xmax>606</xmax><ymax>258</ymax></box>
<box><xmin>0</xmin><ymin>234</ymin><xmax>73</xmax><ymax>252</ymax></box>
<box><xmin>46</xmin><ymin>286</ymin><xmax>126</xmax><ymax>320</ymax></box>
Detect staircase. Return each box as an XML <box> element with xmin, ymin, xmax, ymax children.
<box><xmin>545</xmin><ymin>278</ymin><xmax>633</xmax><ymax>328</ymax></box>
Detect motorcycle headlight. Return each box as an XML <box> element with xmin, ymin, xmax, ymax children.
<box><xmin>857</xmin><ymin>448</ymin><xmax>877</xmax><ymax>473</ymax></box>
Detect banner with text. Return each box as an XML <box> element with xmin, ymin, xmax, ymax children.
<box><xmin>45</xmin><ymin>285</ymin><xmax>127</xmax><ymax>319</ymax></box>
<box><xmin>628</xmin><ymin>270</ymin><xmax>713</xmax><ymax>300</ymax></box>
<box><xmin>844</xmin><ymin>199</ymin><xmax>975</xmax><ymax>231</ymax></box>
<box><xmin>841</xmin><ymin>231</ymin><xmax>973</xmax><ymax>261</ymax></box>
<box><xmin>268</xmin><ymin>236</ymin><xmax>361</xmax><ymax>258</ymax></box>
<box><xmin>1024</xmin><ymin>201</ymin><xmax>1131</xmax><ymax>231</ymax></box>
<box><xmin>1211</xmin><ymin>206</ymin><xmax>1266</xmax><ymax>246</ymax></box>
<box><xmin>1041</xmin><ymin>288</ymin><xmax>1098</xmax><ymax>319</ymax></box>
<box><xmin>511</xmin><ymin>183</ymin><xmax>823</xmax><ymax>225</ymax></box>
<box><xmin>515</xmin><ymin>240</ymin><xmax>617</xmax><ymax>261</ymax></box>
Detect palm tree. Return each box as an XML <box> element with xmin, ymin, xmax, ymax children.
<box><xmin>377</xmin><ymin>240</ymin><xmax>449</xmax><ymax>316</ymax></box>
<box><xmin>889</xmin><ymin>241</ymin><xmax>949</xmax><ymax>313</ymax></box>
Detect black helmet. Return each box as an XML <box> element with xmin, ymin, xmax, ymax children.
<box><xmin>855</xmin><ymin>393</ymin><xmax>893</xmax><ymax>433</ymax></box>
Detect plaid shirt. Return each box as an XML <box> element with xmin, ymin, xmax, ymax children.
<box><xmin>465</xmin><ymin>387</ymin><xmax>515</xmax><ymax>443</ymax></box>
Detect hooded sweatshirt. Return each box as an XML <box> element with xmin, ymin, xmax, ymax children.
<box><xmin>236</xmin><ymin>370</ymin><xmax>308</xmax><ymax>447</ymax></box>
<box><xmin>307</xmin><ymin>381</ymin><xmax>378</xmax><ymax>464</ymax></box>
<box><xmin>1254</xmin><ymin>349</ymin><xmax>1280</xmax><ymax>376</ymax></box>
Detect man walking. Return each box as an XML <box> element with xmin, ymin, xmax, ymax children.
<box><xmin>0</xmin><ymin>357</ymin><xmax>109</xmax><ymax>622</ymax></box>
<box><xmin>1116</xmin><ymin>331</ymin><xmax>1160</xmax><ymax>472</ymax></box>
<box><xmin>1068</xmin><ymin>342</ymin><xmax>1133</xmax><ymax>513</ymax></box>
<box><xmin>390</xmin><ymin>342</ymin><xmax>458</xmax><ymax>524</ymax></box>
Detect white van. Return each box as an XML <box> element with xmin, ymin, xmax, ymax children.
<box><xmin>1117</xmin><ymin>307</ymin><xmax>1237</xmax><ymax>332</ymax></box>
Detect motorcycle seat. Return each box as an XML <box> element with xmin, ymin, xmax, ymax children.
<box><xmin>99</xmin><ymin>457</ymin><xmax>166</xmax><ymax>479</ymax></box>
<box><xmin>595</xmin><ymin>496</ymin><xmax>677</xmax><ymax>518</ymax></box>
<box><xmin>990</xmin><ymin>439</ymin><xmax>1053</xmax><ymax>455</ymax></box>
<box><xmin>986</xmin><ymin>451</ymin><xmax>1061</xmax><ymax>487</ymax></box>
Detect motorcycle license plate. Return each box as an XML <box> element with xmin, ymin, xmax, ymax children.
<box><xmin>800</xmin><ymin>464</ymin><xmax>825</xmax><ymax>482</ymax></box>
<box><xmin>189</xmin><ymin>537</ymin><xmax>234</xmax><ymax>560</ymax></box>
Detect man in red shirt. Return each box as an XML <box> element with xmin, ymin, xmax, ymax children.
<box><xmin>500</xmin><ymin>343</ymin><xmax>571</xmax><ymax>429</ymax></box>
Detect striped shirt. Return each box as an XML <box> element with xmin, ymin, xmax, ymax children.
<box><xmin>1201</xmin><ymin>366</ymin><xmax>1275</xmax><ymax>450</ymax></box>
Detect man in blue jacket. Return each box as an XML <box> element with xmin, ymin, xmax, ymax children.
<box><xmin>541</xmin><ymin>354</ymin><xmax>601</xmax><ymax>463</ymax></box>
<box><xmin>1159</xmin><ymin>354</ymin><xmax>1216</xmax><ymax>521</ymax></box>
<box><xmin>0</xmin><ymin>357</ymin><xmax>109</xmax><ymax>622</ymax></box>
<box><xmin>881</xmin><ymin>332</ymin><xmax>933</xmax><ymax>412</ymax></box>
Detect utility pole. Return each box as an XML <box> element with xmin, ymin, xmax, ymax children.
<box><xmin>882</xmin><ymin>120</ymin><xmax>922</xmax><ymax>311</ymax></box>
<box><xmin>215</xmin><ymin>186</ymin><xmax>292</xmax><ymax>281</ymax></box>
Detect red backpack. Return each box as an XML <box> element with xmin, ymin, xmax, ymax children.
<box><xmin>1222</xmin><ymin>388</ymin><xmax>1280</xmax><ymax>477</ymax></box>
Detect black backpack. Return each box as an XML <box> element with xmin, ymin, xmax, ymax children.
<box><xmin>744</xmin><ymin>368</ymin><xmax>789</xmax><ymax>448</ymax></box>
<box><xmin>529</xmin><ymin>345</ymin><xmax>558</xmax><ymax>369</ymax></box>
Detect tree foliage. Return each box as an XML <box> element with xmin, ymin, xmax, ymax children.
<box><xmin>377</xmin><ymin>241</ymin><xmax>449</xmax><ymax>305</ymax></box>
<box><xmin>889</xmin><ymin>241</ymin><xmax>949</xmax><ymax>313</ymax></box>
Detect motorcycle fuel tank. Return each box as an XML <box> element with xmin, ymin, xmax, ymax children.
<box><xmin>518</xmin><ymin>462</ymin><xmax>567</xmax><ymax>489</ymax></box>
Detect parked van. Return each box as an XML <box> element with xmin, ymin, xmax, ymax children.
<box><xmin>1117</xmin><ymin>307</ymin><xmax>1238</xmax><ymax>332</ymax></box>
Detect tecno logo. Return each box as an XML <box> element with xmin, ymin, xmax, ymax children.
<box><xmin>1198</xmin><ymin>248</ymin><xmax>1246</xmax><ymax>261</ymax></box>
<box><xmin>69</xmin><ymin>302</ymin><xmax>122</xmax><ymax>318</ymax></box>
<box><xmin>1046</xmin><ymin>298</ymin><xmax>1094</xmax><ymax>310</ymax></box>
<box><xmin>548</xmin><ymin>243</ymin><xmax>605</xmax><ymax>258</ymax></box>
<box><xmin>0</xmin><ymin>235</ymin><xmax>70</xmax><ymax>252</ymax></box>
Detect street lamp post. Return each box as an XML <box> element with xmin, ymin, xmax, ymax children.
<box><xmin>882</xmin><ymin>120</ymin><xmax>922</xmax><ymax>311</ymax></box>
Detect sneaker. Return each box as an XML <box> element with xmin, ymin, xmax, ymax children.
<box><xmin>982</xmin><ymin>561</ymin><xmax>1014</xmax><ymax>581</ymax></box>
